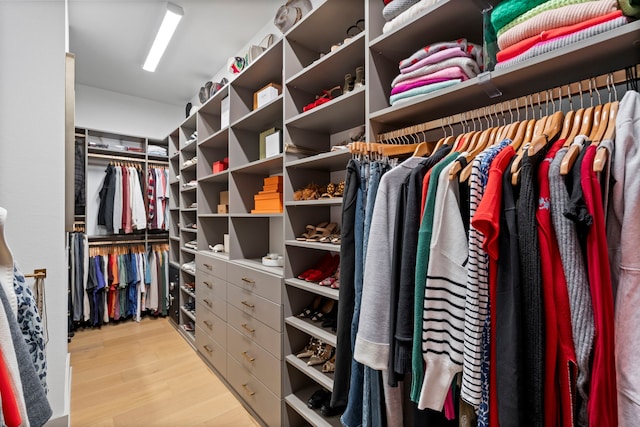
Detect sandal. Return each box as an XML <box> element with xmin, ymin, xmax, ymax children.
<box><xmin>306</xmin><ymin>223</ymin><xmax>338</xmax><ymax>242</ymax></box>
<box><xmin>308</xmin><ymin>343</ymin><xmax>334</xmax><ymax>366</ymax></box>
<box><xmin>296</xmin><ymin>223</ymin><xmax>326</xmax><ymax>241</ymax></box>
<box><xmin>296</xmin><ymin>337</ymin><xmax>321</xmax><ymax>359</ymax></box>
<box><xmin>320</xmin><ymin>183</ymin><xmax>336</xmax><ymax>198</ymax></box>
<box><xmin>333</xmin><ymin>181</ymin><xmax>345</xmax><ymax>197</ymax></box>
<box><xmin>322</xmin><ymin>353</ymin><xmax>336</xmax><ymax>373</ymax></box>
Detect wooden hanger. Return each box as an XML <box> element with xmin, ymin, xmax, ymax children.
<box><xmin>412</xmin><ymin>141</ymin><xmax>433</xmax><ymax>157</ymax></box>
<box><xmin>510</xmin><ymin>120</ymin><xmax>529</xmax><ymax>152</ymax></box>
<box><xmin>588</xmin><ymin>104</ymin><xmax>603</xmax><ymax>141</ymax></box>
<box><xmin>528</xmin><ymin>111</ymin><xmax>564</xmax><ymax>156</ymax></box>
<box><xmin>560</xmin><ymin>106</ymin><xmax>594</xmax><ymax>175</ymax></box>
<box><xmin>593</xmin><ymin>100</ymin><xmax>619</xmax><ymax>172</ymax></box>
<box><xmin>377</xmin><ymin>142</ymin><xmax>422</xmax><ymax>157</ymax></box>
<box><xmin>590</xmin><ymin>102</ymin><xmax>611</xmax><ymax>145</ymax></box>
<box><xmin>450</xmin><ymin>126</ymin><xmax>495</xmax><ymax>181</ymax></box>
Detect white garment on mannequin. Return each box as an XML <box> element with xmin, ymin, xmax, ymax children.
<box><xmin>0</xmin><ymin>207</ymin><xmax>19</xmax><ymax>316</ymax></box>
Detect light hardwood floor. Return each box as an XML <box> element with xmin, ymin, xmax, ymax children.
<box><xmin>69</xmin><ymin>317</ymin><xmax>260</xmax><ymax>427</ymax></box>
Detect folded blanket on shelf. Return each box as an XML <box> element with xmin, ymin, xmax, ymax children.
<box><xmin>389</xmin><ymin>79</ymin><xmax>461</xmax><ymax>105</ymax></box>
<box><xmin>400</xmin><ymin>45</ymin><xmax>482</xmax><ymax>76</ymax></box>
<box><xmin>400</xmin><ymin>47</ymin><xmax>470</xmax><ymax>74</ymax></box>
<box><xmin>382</xmin><ymin>0</ymin><xmax>440</xmax><ymax>34</ymax></box>
<box><xmin>391</xmin><ymin>66</ymin><xmax>470</xmax><ymax>95</ymax></box>
<box><xmin>399</xmin><ymin>39</ymin><xmax>473</xmax><ymax>69</ymax></box>
<box><xmin>497</xmin><ymin>0</ymin><xmax>619</xmax><ymax>50</ymax></box>
<box><xmin>496</xmin><ymin>9</ymin><xmax>623</xmax><ymax>62</ymax></box>
<box><xmin>491</xmin><ymin>0</ymin><xmax>549</xmax><ymax>33</ymax></box>
<box><xmin>497</xmin><ymin>0</ymin><xmax>593</xmax><ymax>38</ymax></box>
<box><xmin>383</xmin><ymin>0</ymin><xmax>422</xmax><ymax>22</ymax></box>
<box><xmin>391</xmin><ymin>56</ymin><xmax>480</xmax><ymax>87</ymax></box>
<box><xmin>495</xmin><ymin>15</ymin><xmax>629</xmax><ymax>69</ymax></box>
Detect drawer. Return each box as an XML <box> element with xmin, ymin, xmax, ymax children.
<box><xmin>196</xmin><ymin>253</ymin><xmax>227</xmax><ymax>280</ymax></box>
<box><xmin>196</xmin><ymin>272</ymin><xmax>226</xmax><ymax>305</ymax></box>
<box><xmin>196</xmin><ymin>326</ymin><xmax>226</xmax><ymax>376</ymax></box>
<box><xmin>226</xmin><ymin>354</ymin><xmax>281</xmax><ymax>427</ymax></box>
<box><xmin>227</xmin><ymin>303</ymin><xmax>281</xmax><ymax>359</ymax></box>
<box><xmin>227</xmin><ymin>262</ymin><xmax>282</xmax><ymax>304</ymax></box>
<box><xmin>227</xmin><ymin>283</ymin><xmax>281</xmax><ymax>332</ymax></box>
<box><xmin>196</xmin><ymin>303</ymin><xmax>226</xmax><ymax>344</ymax></box>
<box><xmin>227</xmin><ymin>324</ymin><xmax>281</xmax><ymax>396</ymax></box>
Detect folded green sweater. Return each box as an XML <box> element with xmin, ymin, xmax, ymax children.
<box><xmin>491</xmin><ymin>0</ymin><xmax>549</xmax><ymax>33</ymax></box>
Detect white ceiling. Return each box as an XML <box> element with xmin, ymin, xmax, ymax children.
<box><xmin>69</xmin><ymin>0</ymin><xmax>284</xmax><ymax>107</ymax></box>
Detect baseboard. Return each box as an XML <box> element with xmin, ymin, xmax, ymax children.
<box><xmin>46</xmin><ymin>353</ymin><xmax>71</xmax><ymax>427</ymax></box>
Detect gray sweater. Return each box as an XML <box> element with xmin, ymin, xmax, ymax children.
<box><xmin>549</xmin><ymin>148</ymin><xmax>594</xmax><ymax>426</ymax></box>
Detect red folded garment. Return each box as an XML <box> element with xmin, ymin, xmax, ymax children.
<box><xmin>496</xmin><ymin>10</ymin><xmax>623</xmax><ymax>62</ymax></box>
<box><xmin>384</xmin><ymin>0</ymin><xmax>393</xmax><ymax>4</ymax></box>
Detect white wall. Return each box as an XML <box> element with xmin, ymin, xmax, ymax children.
<box><xmin>0</xmin><ymin>0</ymin><xmax>68</xmax><ymax>423</ymax></box>
<box><xmin>76</xmin><ymin>84</ymin><xmax>183</xmax><ymax>139</ymax></box>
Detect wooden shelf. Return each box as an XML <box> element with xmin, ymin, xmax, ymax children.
<box><xmin>197</xmin><ymin>250</ymin><xmax>230</xmax><ymax>261</ymax></box>
<box><xmin>181</xmin><ymin>247</ymin><xmax>198</xmax><ymax>255</ymax></box>
<box><xmin>198</xmin><ymin>127</ymin><xmax>229</xmax><ymax>149</ymax></box>
<box><xmin>285</xmin><ymin>240</ymin><xmax>340</xmax><ymax>253</ymax></box>
<box><xmin>181</xmin><ymin>307</ymin><xmax>196</xmax><ymax>322</ymax></box>
<box><xmin>285</xmin><ymin>198</ymin><xmax>342</xmax><ymax>206</ymax></box>
<box><xmin>230</xmin><ymin>258</ymin><xmax>284</xmax><ymax>277</ymax></box>
<box><xmin>285</xmin><ymin>86</ymin><xmax>365</xmax><ymax>134</ymax></box>
<box><xmin>285</xmin><ymin>278</ymin><xmax>339</xmax><ymax>301</ymax></box>
<box><xmin>285</xmin><ymin>316</ymin><xmax>336</xmax><ymax>347</ymax></box>
<box><xmin>198</xmin><ymin>213</ymin><xmax>229</xmax><ymax>219</ymax></box>
<box><xmin>199</xmin><ymin>170</ymin><xmax>229</xmax><ymax>183</ymax></box>
<box><xmin>180</xmin><ymin>162</ymin><xmax>197</xmax><ymax>172</ymax></box>
<box><xmin>229</xmin><ymin>154</ymin><xmax>283</xmax><ymax>175</ymax></box>
<box><xmin>370</xmin><ymin>20</ymin><xmax>640</xmax><ymax>128</ymax></box>
<box><xmin>180</xmin><ymin>186</ymin><xmax>197</xmax><ymax>193</ymax></box>
<box><xmin>180</xmin><ymin>286</ymin><xmax>196</xmax><ymax>299</ymax></box>
<box><xmin>285</xmin><ymin>389</ymin><xmax>342</xmax><ymax>427</ymax></box>
<box><xmin>231</xmin><ymin>39</ymin><xmax>283</xmax><ymax>90</ymax></box>
<box><xmin>285</xmin><ymin>355</ymin><xmax>334</xmax><ymax>391</ymax></box>
<box><xmin>285</xmin><ymin>149</ymin><xmax>350</xmax><ymax>171</ymax></box>
<box><xmin>180</xmin><ymin>228</ymin><xmax>197</xmax><ymax>234</ymax></box>
<box><xmin>230</xmin><ymin>95</ymin><xmax>283</xmax><ymax>133</ymax></box>
<box><xmin>229</xmin><ymin>213</ymin><xmax>283</xmax><ymax>218</ymax></box>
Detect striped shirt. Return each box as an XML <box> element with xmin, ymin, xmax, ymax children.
<box><xmin>419</xmin><ymin>160</ymin><xmax>468</xmax><ymax>410</ymax></box>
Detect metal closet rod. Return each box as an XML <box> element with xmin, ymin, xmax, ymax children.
<box><xmin>87</xmin><ymin>153</ymin><xmax>146</xmax><ymax>163</ymax></box>
<box><xmin>377</xmin><ymin>64</ymin><xmax>639</xmax><ymax>142</ymax></box>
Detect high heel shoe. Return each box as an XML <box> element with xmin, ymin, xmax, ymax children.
<box><xmin>354</xmin><ymin>66</ymin><xmax>365</xmax><ymax>89</ymax></box>
<box><xmin>297</xmin><ymin>337</ymin><xmax>322</xmax><ymax>359</ymax></box>
<box><xmin>297</xmin><ymin>252</ymin><xmax>334</xmax><ymax>280</ymax></box>
<box><xmin>306</xmin><ymin>254</ymin><xmax>340</xmax><ymax>283</ymax></box>
<box><xmin>308</xmin><ymin>342</ymin><xmax>334</xmax><ymax>366</ymax></box>
<box><xmin>297</xmin><ymin>295</ymin><xmax>323</xmax><ymax>319</ymax></box>
<box><xmin>343</xmin><ymin>74</ymin><xmax>355</xmax><ymax>94</ymax></box>
<box><xmin>311</xmin><ymin>298</ymin><xmax>335</xmax><ymax>322</ymax></box>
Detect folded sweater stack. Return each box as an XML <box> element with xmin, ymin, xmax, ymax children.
<box><xmin>492</xmin><ymin>0</ymin><xmax>630</xmax><ymax>70</ymax></box>
<box><xmin>382</xmin><ymin>0</ymin><xmax>443</xmax><ymax>34</ymax></box>
<box><xmin>389</xmin><ymin>39</ymin><xmax>483</xmax><ymax>106</ymax></box>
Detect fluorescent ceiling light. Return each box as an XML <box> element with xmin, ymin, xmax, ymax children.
<box><xmin>143</xmin><ymin>3</ymin><xmax>183</xmax><ymax>72</ymax></box>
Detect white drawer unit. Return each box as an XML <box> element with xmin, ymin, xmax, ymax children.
<box><xmin>196</xmin><ymin>253</ymin><xmax>227</xmax><ymax>280</ymax></box>
<box><xmin>226</xmin><ymin>354</ymin><xmax>281</xmax><ymax>427</ymax></box>
<box><xmin>227</xmin><ymin>303</ymin><xmax>281</xmax><ymax>359</ymax></box>
<box><xmin>227</xmin><ymin>262</ymin><xmax>282</xmax><ymax>305</ymax></box>
<box><xmin>227</xmin><ymin>324</ymin><xmax>281</xmax><ymax>397</ymax></box>
<box><xmin>196</xmin><ymin>271</ymin><xmax>227</xmax><ymax>320</ymax></box>
<box><xmin>196</xmin><ymin>326</ymin><xmax>226</xmax><ymax>376</ymax></box>
<box><xmin>227</xmin><ymin>282</ymin><xmax>281</xmax><ymax>333</ymax></box>
<box><xmin>196</xmin><ymin>302</ymin><xmax>227</xmax><ymax>345</ymax></box>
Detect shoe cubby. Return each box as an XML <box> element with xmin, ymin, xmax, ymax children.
<box><xmin>284</xmin><ymin>0</ymin><xmax>365</xmax><ymax>80</ymax></box>
<box><xmin>197</xmin><ymin>216</ymin><xmax>228</xmax><ymax>256</ymax></box>
<box><xmin>229</xmin><ymin>170</ymin><xmax>283</xmax><ymax>215</ymax></box>
<box><xmin>229</xmin><ymin>216</ymin><xmax>284</xmax><ymax>274</ymax></box>
<box><xmin>284</xmin><ymin>322</ymin><xmax>336</xmax><ymax>390</ymax></box>
<box><xmin>197</xmin><ymin>84</ymin><xmax>230</xmax><ymax>141</ymax></box>
<box><xmin>169</xmin><ymin>237</ymin><xmax>180</xmax><ymax>266</ymax></box>
<box><xmin>198</xmin><ymin>128</ymin><xmax>229</xmax><ymax>180</ymax></box>
<box><xmin>284</xmin><ymin>380</ymin><xmax>343</xmax><ymax>427</ymax></box>
<box><xmin>197</xmin><ymin>179</ymin><xmax>228</xmax><ymax>215</ymax></box>
<box><xmin>228</xmin><ymin>39</ymin><xmax>283</xmax><ymax>126</ymax></box>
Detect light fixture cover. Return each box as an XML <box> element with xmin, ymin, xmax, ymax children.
<box><xmin>143</xmin><ymin>2</ymin><xmax>184</xmax><ymax>72</ymax></box>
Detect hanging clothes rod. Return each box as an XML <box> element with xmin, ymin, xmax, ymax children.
<box><xmin>24</xmin><ymin>269</ymin><xmax>47</xmax><ymax>279</ymax></box>
<box><xmin>88</xmin><ymin>239</ymin><xmax>147</xmax><ymax>246</ymax></box>
<box><xmin>87</xmin><ymin>153</ymin><xmax>146</xmax><ymax>163</ymax></box>
<box><xmin>377</xmin><ymin>64</ymin><xmax>639</xmax><ymax>142</ymax></box>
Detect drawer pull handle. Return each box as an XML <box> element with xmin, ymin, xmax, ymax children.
<box><xmin>203</xmin><ymin>320</ymin><xmax>213</xmax><ymax>329</ymax></box>
<box><xmin>203</xmin><ymin>299</ymin><xmax>213</xmax><ymax>308</ymax></box>
<box><xmin>203</xmin><ymin>345</ymin><xmax>213</xmax><ymax>353</ymax></box>
<box><xmin>203</xmin><ymin>281</ymin><xmax>212</xmax><ymax>289</ymax></box>
<box><xmin>241</xmin><ymin>323</ymin><xmax>255</xmax><ymax>333</ymax></box>
<box><xmin>241</xmin><ymin>277</ymin><xmax>255</xmax><ymax>284</ymax></box>
<box><xmin>241</xmin><ymin>300</ymin><xmax>255</xmax><ymax>309</ymax></box>
<box><xmin>203</xmin><ymin>263</ymin><xmax>212</xmax><ymax>269</ymax></box>
<box><xmin>242</xmin><ymin>383</ymin><xmax>255</xmax><ymax>396</ymax></box>
<box><xmin>242</xmin><ymin>351</ymin><xmax>256</xmax><ymax>362</ymax></box>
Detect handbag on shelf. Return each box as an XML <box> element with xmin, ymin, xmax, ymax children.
<box><xmin>274</xmin><ymin>0</ymin><xmax>313</xmax><ymax>34</ymax></box>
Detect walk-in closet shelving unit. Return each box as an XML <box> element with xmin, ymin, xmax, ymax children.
<box><xmin>281</xmin><ymin>0</ymin><xmax>364</xmax><ymax>425</ymax></box>
<box><xmin>168</xmin><ymin>128</ymin><xmax>181</xmax><ymax>270</ymax></box>
<box><xmin>76</xmin><ymin>126</ymin><xmax>170</xmax><ymax>243</ymax></box>
<box><xmin>167</xmin><ymin>37</ymin><xmax>287</xmax><ymax>427</ymax></box>
<box><xmin>176</xmin><ymin>113</ymin><xmax>198</xmax><ymax>342</ymax></box>
<box><xmin>167</xmin><ymin>0</ymin><xmax>640</xmax><ymax>423</ymax></box>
